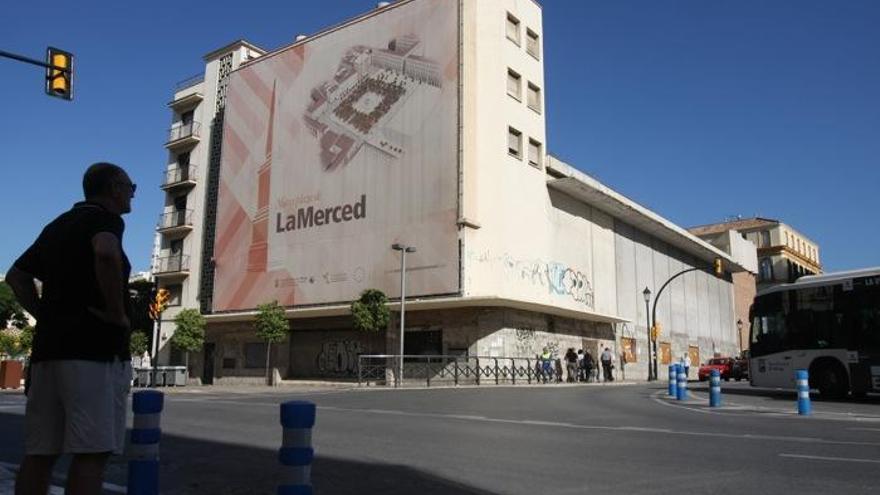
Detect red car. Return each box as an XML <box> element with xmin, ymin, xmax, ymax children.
<box><xmin>698</xmin><ymin>357</ymin><xmax>735</xmax><ymax>381</ymax></box>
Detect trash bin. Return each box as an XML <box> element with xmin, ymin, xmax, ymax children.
<box><xmin>153</xmin><ymin>366</ymin><xmax>168</xmax><ymax>387</ymax></box>
<box><xmin>170</xmin><ymin>366</ymin><xmax>187</xmax><ymax>386</ymax></box>
<box><xmin>134</xmin><ymin>367</ymin><xmax>153</xmax><ymax>387</ymax></box>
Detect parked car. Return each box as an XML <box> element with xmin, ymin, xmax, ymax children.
<box><xmin>732</xmin><ymin>356</ymin><xmax>749</xmax><ymax>381</ymax></box>
<box><xmin>697</xmin><ymin>357</ymin><xmax>736</xmax><ymax>381</ymax></box>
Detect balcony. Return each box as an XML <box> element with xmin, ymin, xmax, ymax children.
<box><xmin>161</xmin><ymin>165</ymin><xmax>197</xmax><ymax>191</ymax></box>
<box><xmin>153</xmin><ymin>255</ymin><xmax>190</xmax><ymax>280</ymax></box>
<box><xmin>165</xmin><ymin>122</ymin><xmax>201</xmax><ymax>150</ymax></box>
<box><xmin>157</xmin><ymin>209</ymin><xmax>194</xmax><ymax>236</ymax></box>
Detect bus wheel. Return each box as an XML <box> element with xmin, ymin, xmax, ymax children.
<box><xmin>811</xmin><ymin>361</ymin><xmax>848</xmax><ymax>399</ymax></box>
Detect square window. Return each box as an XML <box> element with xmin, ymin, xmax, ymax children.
<box><xmin>527</xmin><ymin>82</ymin><xmax>541</xmax><ymax>113</ymax></box>
<box><xmin>507</xmin><ymin>69</ymin><xmax>521</xmax><ymax>100</ymax></box>
<box><xmin>528</xmin><ymin>138</ymin><xmax>542</xmax><ymax>168</ymax></box>
<box><xmin>166</xmin><ymin>284</ymin><xmax>183</xmax><ymax>306</ymax></box>
<box><xmin>508</xmin><ymin>127</ymin><xmax>522</xmax><ymax>158</ymax></box>
<box><xmin>506</xmin><ymin>13</ymin><xmax>520</xmax><ymax>45</ymax></box>
<box><xmin>526</xmin><ymin>29</ymin><xmax>540</xmax><ymax>59</ymax></box>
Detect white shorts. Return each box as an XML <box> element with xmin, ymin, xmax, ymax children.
<box><xmin>25</xmin><ymin>359</ymin><xmax>132</xmax><ymax>455</ymax></box>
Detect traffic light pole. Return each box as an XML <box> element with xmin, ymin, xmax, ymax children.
<box><xmin>650</xmin><ymin>264</ymin><xmax>719</xmax><ymax>381</ymax></box>
<box><xmin>0</xmin><ymin>49</ymin><xmax>69</xmax><ymax>73</ymax></box>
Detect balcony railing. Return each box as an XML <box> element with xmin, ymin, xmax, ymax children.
<box><xmin>157</xmin><ymin>209</ymin><xmax>194</xmax><ymax>231</ymax></box>
<box><xmin>154</xmin><ymin>255</ymin><xmax>190</xmax><ymax>275</ymax></box>
<box><xmin>175</xmin><ymin>73</ymin><xmax>205</xmax><ymax>91</ymax></box>
<box><xmin>167</xmin><ymin>122</ymin><xmax>201</xmax><ymax>144</ymax></box>
<box><xmin>162</xmin><ymin>165</ymin><xmax>197</xmax><ymax>189</ymax></box>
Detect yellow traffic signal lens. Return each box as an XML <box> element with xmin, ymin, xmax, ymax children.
<box><xmin>45</xmin><ymin>47</ymin><xmax>73</xmax><ymax>100</ymax></box>
<box><xmin>50</xmin><ymin>53</ymin><xmax>68</xmax><ymax>94</ymax></box>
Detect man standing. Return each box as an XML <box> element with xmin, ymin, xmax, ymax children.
<box><xmin>600</xmin><ymin>347</ymin><xmax>614</xmax><ymax>382</ymax></box>
<box><xmin>6</xmin><ymin>163</ymin><xmax>135</xmax><ymax>495</ymax></box>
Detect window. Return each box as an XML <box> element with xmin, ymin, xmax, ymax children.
<box><xmin>507</xmin><ymin>127</ymin><xmax>522</xmax><ymax>158</ymax></box>
<box><xmin>507</xmin><ymin>69</ymin><xmax>521</xmax><ymax>100</ymax></box>
<box><xmin>166</xmin><ymin>284</ymin><xmax>183</xmax><ymax>306</ymax></box>
<box><xmin>527</xmin><ymin>82</ymin><xmax>541</xmax><ymax>112</ymax></box>
<box><xmin>526</xmin><ymin>29</ymin><xmax>540</xmax><ymax>59</ymax></box>
<box><xmin>759</xmin><ymin>230</ymin><xmax>770</xmax><ymax>248</ymax></box>
<box><xmin>784</xmin><ymin>231</ymin><xmax>789</xmax><ymax>246</ymax></box>
<box><xmin>244</xmin><ymin>343</ymin><xmax>268</xmax><ymax>368</ymax></box>
<box><xmin>528</xmin><ymin>138</ymin><xmax>542</xmax><ymax>168</ymax></box>
<box><xmin>659</xmin><ymin>342</ymin><xmax>672</xmax><ymax>365</ymax></box>
<box><xmin>759</xmin><ymin>258</ymin><xmax>773</xmax><ymax>282</ymax></box>
<box><xmin>506</xmin><ymin>13</ymin><xmax>520</xmax><ymax>45</ymax></box>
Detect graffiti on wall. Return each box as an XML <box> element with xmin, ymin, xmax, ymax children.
<box><xmin>469</xmin><ymin>250</ymin><xmax>595</xmax><ymax>308</ymax></box>
<box><xmin>316</xmin><ymin>339</ymin><xmax>365</xmax><ymax>376</ymax></box>
<box><xmin>514</xmin><ymin>328</ymin><xmax>536</xmax><ymax>357</ymax></box>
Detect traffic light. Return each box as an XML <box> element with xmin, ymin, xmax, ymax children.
<box><xmin>713</xmin><ymin>258</ymin><xmax>723</xmax><ymax>277</ymax></box>
<box><xmin>149</xmin><ymin>288</ymin><xmax>171</xmax><ymax>320</ymax></box>
<box><xmin>45</xmin><ymin>47</ymin><xmax>73</xmax><ymax>100</ymax></box>
<box><xmin>155</xmin><ymin>288</ymin><xmax>170</xmax><ymax>313</ymax></box>
<box><xmin>650</xmin><ymin>323</ymin><xmax>661</xmax><ymax>341</ymax></box>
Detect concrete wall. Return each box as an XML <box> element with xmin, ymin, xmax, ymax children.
<box><xmin>614</xmin><ymin>219</ymin><xmax>738</xmax><ymax>377</ymax></box>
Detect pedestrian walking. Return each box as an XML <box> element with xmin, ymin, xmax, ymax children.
<box><xmin>6</xmin><ymin>163</ymin><xmax>135</xmax><ymax>495</ymax></box>
<box><xmin>564</xmin><ymin>348</ymin><xmax>578</xmax><ymax>383</ymax></box>
<box><xmin>582</xmin><ymin>350</ymin><xmax>594</xmax><ymax>383</ymax></box>
<box><xmin>601</xmin><ymin>347</ymin><xmax>614</xmax><ymax>382</ymax></box>
<box><xmin>540</xmin><ymin>348</ymin><xmax>552</xmax><ymax>383</ymax></box>
<box><xmin>683</xmin><ymin>354</ymin><xmax>691</xmax><ymax>379</ymax></box>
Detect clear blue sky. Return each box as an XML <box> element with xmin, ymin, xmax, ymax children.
<box><xmin>2</xmin><ymin>0</ymin><xmax>878</xmax><ymax>274</ymax></box>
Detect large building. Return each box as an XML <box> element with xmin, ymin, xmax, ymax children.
<box><xmin>689</xmin><ymin>218</ymin><xmax>822</xmax><ymax>290</ymax></box>
<box><xmin>154</xmin><ymin>0</ymin><xmax>748</xmax><ymax>384</ymax></box>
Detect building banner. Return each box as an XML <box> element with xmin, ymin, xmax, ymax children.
<box><xmin>214</xmin><ymin>0</ymin><xmax>459</xmax><ymax>311</ymax></box>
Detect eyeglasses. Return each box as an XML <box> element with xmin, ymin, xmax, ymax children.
<box><xmin>115</xmin><ymin>181</ymin><xmax>137</xmax><ymax>193</ymax></box>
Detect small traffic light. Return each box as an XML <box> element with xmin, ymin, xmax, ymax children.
<box><xmin>155</xmin><ymin>288</ymin><xmax>171</xmax><ymax>312</ymax></box>
<box><xmin>713</xmin><ymin>258</ymin><xmax>723</xmax><ymax>277</ymax></box>
<box><xmin>45</xmin><ymin>47</ymin><xmax>73</xmax><ymax>100</ymax></box>
<box><xmin>651</xmin><ymin>323</ymin><xmax>661</xmax><ymax>341</ymax></box>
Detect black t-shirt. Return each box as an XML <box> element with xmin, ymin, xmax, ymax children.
<box><xmin>14</xmin><ymin>201</ymin><xmax>132</xmax><ymax>362</ymax></box>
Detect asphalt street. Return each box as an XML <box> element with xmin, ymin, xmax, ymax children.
<box><xmin>1</xmin><ymin>381</ymin><xmax>879</xmax><ymax>494</ymax></box>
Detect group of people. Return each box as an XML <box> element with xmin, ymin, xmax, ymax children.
<box><xmin>534</xmin><ymin>346</ymin><xmax>618</xmax><ymax>383</ymax></box>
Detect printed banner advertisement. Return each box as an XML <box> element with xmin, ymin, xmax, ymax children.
<box><xmin>213</xmin><ymin>0</ymin><xmax>459</xmax><ymax>311</ymax></box>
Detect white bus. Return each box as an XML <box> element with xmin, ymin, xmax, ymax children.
<box><xmin>749</xmin><ymin>267</ymin><xmax>880</xmax><ymax>398</ymax></box>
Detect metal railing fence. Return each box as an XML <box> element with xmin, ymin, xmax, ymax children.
<box><xmin>357</xmin><ymin>354</ymin><xmax>574</xmax><ymax>387</ymax></box>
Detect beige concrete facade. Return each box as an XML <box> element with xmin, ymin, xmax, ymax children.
<box><xmin>155</xmin><ymin>0</ymin><xmax>745</xmax><ymax>383</ymax></box>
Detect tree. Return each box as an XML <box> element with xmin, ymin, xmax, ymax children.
<box><xmin>130</xmin><ymin>329</ymin><xmax>150</xmax><ymax>357</ymax></box>
<box><xmin>0</xmin><ymin>330</ymin><xmax>17</xmax><ymax>358</ymax></box>
<box><xmin>254</xmin><ymin>301</ymin><xmax>289</xmax><ymax>386</ymax></box>
<box><xmin>170</xmin><ymin>309</ymin><xmax>205</xmax><ymax>373</ymax></box>
<box><xmin>351</xmin><ymin>289</ymin><xmax>390</xmax><ymax>333</ymax></box>
<box><xmin>0</xmin><ymin>281</ymin><xmax>28</xmax><ymax>329</ymax></box>
<box><xmin>18</xmin><ymin>325</ymin><xmax>34</xmax><ymax>356</ymax></box>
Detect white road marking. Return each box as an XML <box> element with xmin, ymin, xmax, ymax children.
<box><xmin>779</xmin><ymin>453</ymin><xmax>880</xmax><ymax>464</ymax></box>
<box><xmin>848</xmin><ymin>427</ymin><xmax>880</xmax><ymax>432</ymax></box>
<box><xmin>318</xmin><ymin>405</ymin><xmax>880</xmax><ymax>447</ymax></box>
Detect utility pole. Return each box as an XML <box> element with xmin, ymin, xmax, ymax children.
<box><xmin>391</xmin><ymin>243</ymin><xmax>416</xmax><ymax>387</ymax></box>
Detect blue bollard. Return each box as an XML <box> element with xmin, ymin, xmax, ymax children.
<box><xmin>127</xmin><ymin>390</ymin><xmax>164</xmax><ymax>495</ymax></box>
<box><xmin>668</xmin><ymin>364</ymin><xmax>677</xmax><ymax>396</ymax></box>
<box><xmin>279</xmin><ymin>400</ymin><xmax>316</xmax><ymax>495</ymax></box>
<box><xmin>796</xmin><ymin>369</ymin><xmax>811</xmax><ymax>416</ymax></box>
<box><xmin>709</xmin><ymin>369</ymin><xmax>722</xmax><ymax>407</ymax></box>
<box><xmin>676</xmin><ymin>366</ymin><xmax>688</xmax><ymax>401</ymax></box>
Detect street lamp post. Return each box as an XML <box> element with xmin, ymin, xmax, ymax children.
<box><xmin>737</xmin><ymin>319</ymin><xmax>744</xmax><ymax>355</ymax></box>
<box><xmin>642</xmin><ymin>287</ymin><xmax>653</xmax><ymax>381</ymax></box>
<box><xmin>392</xmin><ymin>243</ymin><xmax>416</xmax><ymax>387</ymax></box>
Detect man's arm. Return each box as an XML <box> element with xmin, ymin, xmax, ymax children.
<box><xmin>91</xmin><ymin>232</ymin><xmax>129</xmax><ymax>329</ymax></box>
<box><xmin>5</xmin><ymin>265</ymin><xmax>40</xmax><ymax>318</ymax></box>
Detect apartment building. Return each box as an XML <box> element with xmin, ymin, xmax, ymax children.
<box><xmin>155</xmin><ymin>0</ymin><xmax>747</xmax><ymax>383</ymax></box>
<box><xmin>690</xmin><ymin>217</ymin><xmax>822</xmax><ymax>351</ymax></box>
